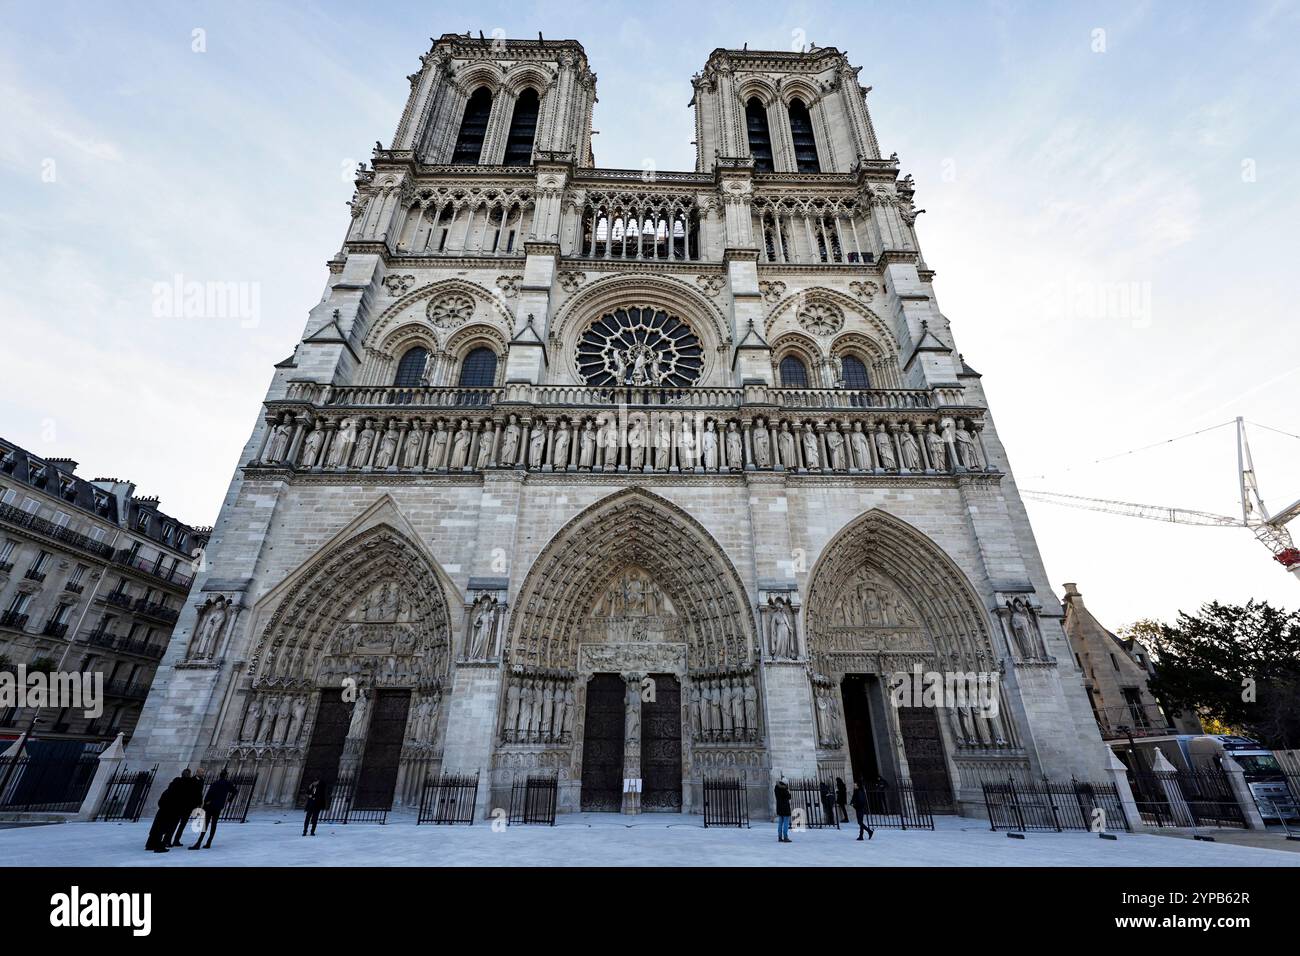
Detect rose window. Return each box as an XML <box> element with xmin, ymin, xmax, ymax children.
<box><xmin>797</xmin><ymin>302</ymin><xmax>844</xmax><ymax>336</ymax></box>
<box><xmin>427</xmin><ymin>294</ymin><xmax>475</xmax><ymax>329</ymax></box>
<box><xmin>575</xmin><ymin>307</ymin><xmax>704</xmax><ymax>387</ymax></box>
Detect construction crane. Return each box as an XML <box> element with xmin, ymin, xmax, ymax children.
<box><xmin>1022</xmin><ymin>418</ymin><xmax>1300</xmax><ymax>582</ymax></box>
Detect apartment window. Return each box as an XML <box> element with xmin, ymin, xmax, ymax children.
<box><xmin>7</xmin><ymin>593</ymin><xmax>31</xmax><ymax>614</ymax></box>
<box><xmin>137</xmin><ymin>512</ymin><xmax>151</xmax><ymax>533</ymax></box>
<box><xmin>51</xmin><ymin>603</ymin><xmax>71</xmax><ymax>625</ymax></box>
<box><xmin>0</xmin><ymin>488</ymin><xmax>15</xmax><ymax>506</ymax></box>
<box><xmin>69</xmin><ymin>564</ymin><xmax>87</xmax><ymax>586</ymax></box>
<box><xmin>162</xmin><ymin>524</ymin><xmax>174</xmax><ymax>545</ymax></box>
<box><xmin>177</xmin><ymin>532</ymin><xmax>188</xmax><ymax>552</ymax></box>
<box><xmin>127</xmin><ymin>623</ymin><xmax>142</xmax><ymax>641</ymax></box>
<box><xmin>0</xmin><ymin>540</ymin><xmax>15</xmax><ymax>563</ymax></box>
<box><xmin>30</xmin><ymin>550</ymin><xmax>50</xmax><ymax>573</ymax></box>
<box><xmin>53</xmin><ymin>511</ymin><xmax>70</xmax><ymax>528</ymax></box>
<box><xmin>21</xmin><ymin>498</ymin><xmax>40</xmax><ymax>514</ymax></box>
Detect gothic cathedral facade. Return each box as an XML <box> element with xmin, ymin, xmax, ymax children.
<box><xmin>129</xmin><ymin>35</ymin><xmax>1108</xmax><ymax>817</ymax></box>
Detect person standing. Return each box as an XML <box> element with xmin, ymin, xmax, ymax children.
<box><xmin>170</xmin><ymin>768</ymin><xmax>204</xmax><ymax>846</ymax></box>
<box><xmin>850</xmin><ymin>780</ymin><xmax>875</xmax><ymax>841</ymax></box>
<box><xmin>189</xmin><ymin>769</ymin><xmax>238</xmax><ymax>850</ymax></box>
<box><xmin>302</xmin><ymin>778</ymin><xmax>328</xmax><ymax>836</ymax></box>
<box><xmin>819</xmin><ymin>779</ymin><xmax>836</xmax><ymax>827</ymax></box>
<box><xmin>774</xmin><ymin>774</ymin><xmax>793</xmax><ymax>843</ymax></box>
<box><xmin>835</xmin><ymin>777</ymin><xmax>849</xmax><ymax>823</ymax></box>
<box><xmin>144</xmin><ymin>772</ymin><xmax>186</xmax><ymax>852</ymax></box>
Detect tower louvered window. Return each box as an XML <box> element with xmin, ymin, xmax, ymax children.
<box><xmin>788</xmin><ymin>98</ymin><xmax>820</xmax><ymax>173</ymax></box>
<box><xmin>452</xmin><ymin>87</ymin><xmax>493</xmax><ymax>164</ymax></box>
<box><xmin>745</xmin><ymin>98</ymin><xmax>774</xmax><ymax>172</ymax></box>
<box><xmin>504</xmin><ymin>88</ymin><xmax>540</xmax><ymax>166</ymax></box>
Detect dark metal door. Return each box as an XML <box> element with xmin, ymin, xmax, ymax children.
<box><xmin>355</xmin><ymin>689</ymin><xmax>411</xmax><ymax>811</ymax></box>
<box><xmin>841</xmin><ymin>675</ymin><xmax>881</xmax><ymax>784</ymax></box>
<box><xmin>580</xmin><ymin>674</ymin><xmax>625</xmax><ymax>811</ymax></box>
<box><xmin>897</xmin><ymin>705</ymin><xmax>954</xmax><ymax>809</ymax></box>
<box><xmin>641</xmin><ymin>673</ymin><xmax>682</xmax><ymax>811</ymax></box>
<box><xmin>299</xmin><ymin>689</ymin><xmax>350</xmax><ymax>805</ymax></box>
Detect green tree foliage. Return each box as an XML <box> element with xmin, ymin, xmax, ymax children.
<box><xmin>1143</xmin><ymin>601</ymin><xmax>1300</xmax><ymax>749</ymax></box>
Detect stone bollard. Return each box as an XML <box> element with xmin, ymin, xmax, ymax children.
<box><xmin>1151</xmin><ymin>750</ymin><xmax>1195</xmax><ymax>827</ymax></box>
<box><xmin>1105</xmin><ymin>750</ymin><xmax>1143</xmax><ymax>831</ymax></box>
<box><xmin>1221</xmin><ymin>754</ymin><xmax>1266</xmax><ymax>830</ymax></box>
<box><xmin>76</xmin><ymin>733</ymin><xmax>127</xmax><ymax>821</ymax></box>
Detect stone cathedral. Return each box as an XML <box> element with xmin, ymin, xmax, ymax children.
<box><xmin>129</xmin><ymin>35</ymin><xmax>1108</xmax><ymax>818</ymax></box>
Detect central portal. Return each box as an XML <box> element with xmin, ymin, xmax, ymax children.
<box><xmin>641</xmin><ymin>673</ymin><xmax>682</xmax><ymax>811</ymax></box>
<box><xmin>580</xmin><ymin>674</ymin><xmax>625</xmax><ymax>811</ymax></box>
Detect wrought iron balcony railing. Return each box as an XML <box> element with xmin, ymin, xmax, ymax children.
<box><xmin>0</xmin><ymin>501</ymin><xmax>115</xmax><ymax>559</ymax></box>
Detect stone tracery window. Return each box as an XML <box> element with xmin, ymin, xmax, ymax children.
<box><xmin>457</xmin><ymin>347</ymin><xmax>498</xmax><ymax>387</ymax></box>
<box><xmin>839</xmin><ymin>354</ymin><xmax>870</xmax><ymax>389</ymax></box>
<box><xmin>394</xmin><ymin>346</ymin><xmax>430</xmax><ymax>387</ymax></box>
<box><xmin>779</xmin><ymin>355</ymin><xmax>810</xmax><ymax>388</ymax></box>
<box><xmin>797</xmin><ymin>301</ymin><xmax>843</xmax><ymax>336</ymax></box>
<box><xmin>575</xmin><ymin>307</ymin><xmax>703</xmax><ymax>387</ymax></box>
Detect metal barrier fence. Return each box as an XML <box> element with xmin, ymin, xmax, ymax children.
<box><xmin>216</xmin><ymin>772</ymin><xmax>258</xmax><ymax>823</ymax></box>
<box><xmin>790</xmin><ymin>777</ymin><xmax>841</xmax><ymax>829</ymax></box>
<box><xmin>0</xmin><ymin>751</ymin><xmax>99</xmax><ymax>813</ymax></box>
<box><xmin>319</xmin><ymin>772</ymin><xmax>390</xmax><ymax>824</ymax></box>
<box><xmin>508</xmin><ymin>773</ymin><xmax>558</xmax><ymax>826</ymax></box>
<box><xmin>418</xmin><ymin>771</ymin><xmax>479</xmax><ymax>825</ymax></box>
<box><xmin>983</xmin><ymin>777</ymin><xmax>1132</xmax><ymax>832</ymax></box>
<box><xmin>702</xmin><ymin>774</ymin><xmax>750</xmax><ymax>828</ymax></box>
<box><xmin>862</xmin><ymin>780</ymin><xmax>935</xmax><ymax>830</ymax></box>
<box><xmin>1129</xmin><ymin>769</ymin><xmax>1246</xmax><ymax>829</ymax></box>
<box><xmin>97</xmin><ymin>765</ymin><xmax>158</xmax><ymax>822</ymax></box>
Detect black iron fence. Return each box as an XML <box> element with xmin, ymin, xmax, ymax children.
<box><xmin>508</xmin><ymin>772</ymin><xmax>558</xmax><ymax>826</ymax></box>
<box><xmin>862</xmin><ymin>780</ymin><xmax>936</xmax><ymax>830</ymax></box>
<box><xmin>983</xmin><ymin>777</ymin><xmax>1132</xmax><ymax>833</ymax></box>
<box><xmin>702</xmin><ymin>774</ymin><xmax>750</xmax><ymax>828</ymax></box>
<box><xmin>215</xmin><ymin>772</ymin><xmax>258</xmax><ymax>823</ymax></box>
<box><xmin>417</xmin><ymin>770</ymin><xmax>479</xmax><ymax>825</ymax></box>
<box><xmin>319</xmin><ymin>772</ymin><xmax>390</xmax><ymax>824</ymax></box>
<box><xmin>789</xmin><ymin>777</ymin><xmax>841</xmax><ymax>829</ymax></box>
<box><xmin>1128</xmin><ymin>768</ymin><xmax>1246</xmax><ymax>829</ymax></box>
<box><xmin>97</xmin><ymin>765</ymin><xmax>158</xmax><ymax>822</ymax></box>
<box><xmin>0</xmin><ymin>751</ymin><xmax>99</xmax><ymax>813</ymax></box>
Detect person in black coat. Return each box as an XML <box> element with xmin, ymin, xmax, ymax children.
<box><xmin>145</xmin><ymin>771</ymin><xmax>187</xmax><ymax>852</ymax></box>
<box><xmin>774</xmin><ymin>775</ymin><xmax>793</xmax><ymax>843</ymax></box>
<box><xmin>850</xmin><ymin>779</ymin><xmax>875</xmax><ymax>841</ymax></box>
<box><xmin>302</xmin><ymin>778</ymin><xmax>329</xmax><ymax>836</ymax></box>
<box><xmin>170</xmin><ymin>768</ymin><xmax>205</xmax><ymax>846</ymax></box>
<box><xmin>835</xmin><ymin>777</ymin><xmax>849</xmax><ymax>822</ymax></box>
<box><xmin>819</xmin><ymin>779</ymin><xmax>837</xmax><ymax>827</ymax></box>
<box><xmin>189</xmin><ymin>769</ymin><xmax>238</xmax><ymax>850</ymax></box>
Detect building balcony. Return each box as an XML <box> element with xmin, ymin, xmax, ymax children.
<box><xmin>85</xmin><ymin>626</ymin><xmax>120</xmax><ymax>648</ymax></box>
<box><xmin>0</xmin><ymin>610</ymin><xmax>30</xmax><ymax>631</ymax></box>
<box><xmin>23</xmin><ymin>569</ymin><xmax>46</xmax><ymax>583</ymax></box>
<box><xmin>41</xmin><ymin>620</ymin><xmax>69</xmax><ymax>638</ymax></box>
<box><xmin>116</xmin><ymin>635</ymin><xmax>167</xmax><ymax>659</ymax></box>
<box><xmin>104</xmin><ymin>678</ymin><xmax>149</xmax><ymax>700</ymax></box>
<box><xmin>63</xmin><ymin>582</ymin><xmax>84</xmax><ymax>595</ymax></box>
<box><xmin>104</xmin><ymin>590</ymin><xmax>133</xmax><ymax>609</ymax></box>
<box><xmin>1094</xmin><ymin>703</ymin><xmax>1176</xmax><ymax>741</ymax></box>
<box><xmin>0</xmin><ymin>500</ymin><xmax>115</xmax><ymax>559</ymax></box>
<box><xmin>0</xmin><ymin>561</ymin><xmax>12</xmax><ymax>574</ymax></box>
<box><xmin>110</xmin><ymin>550</ymin><xmax>193</xmax><ymax>591</ymax></box>
<box><xmin>132</xmin><ymin>598</ymin><xmax>179</xmax><ymax>624</ymax></box>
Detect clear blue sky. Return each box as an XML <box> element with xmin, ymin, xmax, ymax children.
<box><xmin>2</xmin><ymin>1</ymin><xmax>1298</xmax><ymax>626</ymax></box>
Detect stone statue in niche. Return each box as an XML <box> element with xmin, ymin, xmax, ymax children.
<box><xmin>850</xmin><ymin>421</ymin><xmax>871</xmax><ymax>470</ymax></box>
<box><xmin>346</xmin><ymin>688</ymin><xmax>370</xmax><ymax>740</ymax></box>
<box><xmin>374</xmin><ymin>423</ymin><xmax>399</xmax><ymax>468</ymax></box>
<box><xmin>628</xmin><ymin>417</ymin><xmax>646</xmax><ymax>469</ymax></box>
<box><xmin>725</xmin><ymin>421</ymin><xmax>743</xmax><ymax>470</ymax></box>
<box><xmin>874</xmin><ymin>423</ymin><xmax>897</xmax><ymax>470</ymax></box>
<box><xmin>266</xmin><ymin>420</ymin><xmax>292</xmax><ymax>463</ymax></box>
<box><xmin>353</xmin><ymin>421</ymin><xmax>376</xmax><ymax>466</ymax></box>
<box><xmin>402</xmin><ymin>422</ymin><xmax>423</xmax><ymax>468</ymax></box>
<box><xmin>1007</xmin><ymin>599</ymin><xmax>1044</xmax><ymax>659</ymax></box>
<box><xmin>779</xmin><ymin>421</ymin><xmax>796</xmax><ymax>467</ymax></box>
<box><xmin>450</xmin><ymin>422</ymin><xmax>472</xmax><ymax>469</ymax></box>
<box><xmin>500</xmin><ymin>415</ymin><xmax>521</xmax><ymax>465</ymax></box>
<box><xmin>239</xmin><ymin>696</ymin><xmax>263</xmax><ymax>741</ymax></box>
<box><xmin>955</xmin><ymin>419</ymin><xmax>983</xmax><ymax>469</ymax></box>
<box><xmin>429</xmin><ymin>422</ymin><xmax>449</xmax><ymax>468</ymax></box>
<box><xmin>467</xmin><ymin>594</ymin><xmax>498</xmax><ymax>659</ymax></box>
<box><xmin>925</xmin><ymin>422</ymin><xmax>946</xmax><ymax>471</ymax></box>
<box><xmin>528</xmin><ymin>421</ymin><xmax>546</xmax><ymax>467</ymax></box>
<box><xmin>752</xmin><ymin>417</ymin><xmax>771</xmax><ymax>467</ymax></box>
<box><xmin>899</xmin><ymin>424</ymin><xmax>922</xmax><ymax>471</ymax></box>
<box><xmin>825</xmin><ymin>425</ymin><xmax>846</xmax><ymax>470</ymax></box>
<box><xmin>477</xmin><ymin>423</ymin><xmax>495</xmax><ymax>467</ymax></box>
<box><xmin>654</xmin><ymin>419</ymin><xmax>671</xmax><ymax>470</ymax></box>
<box><xmin>801</xmin><ymin>423</ymin><xmax>820</xmax><ymax>469</ymax></box>
<box><xmin>552</xmin><ymin>420</ymin><xmax>571</xmax><ymax>467</ymax></box>
<box><xmin>256</xmin><ymin>696</ymin><xmax>278</xmax><ymax>743</ymax></box>
<box><xmin>288</xmin><ymin>696</ymin><xmax>306</xmax><ymax>743</ymax></box>
<box><xmin>300</xmin><ymin>426</ymin><xmax>325</xmax><ymax>468</ymax></box>
<box><xmin>702</xmin><ymin>420</ymin><xmax>719</xmax><ymax>470</ymax></box>
<box><xmin>767</xmin><ymin>595</ymin><xmax>797</xmax><ymax>659</ymax></box>
<box><xmin>579</xmin><ymin>419</ymin><xmax>597</xmax><ymax>468</ymax></box>
<box><xmin>192</xmin><ymin>599</ymin><xmax>227</xmax><ymax>658</ymax></box>
<box><xmin>328</xmin><ymin>418</ymin><xmax>356</xmax><ymax>467</ymax></box>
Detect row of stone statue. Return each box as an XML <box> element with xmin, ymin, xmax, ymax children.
<box><xmin>502</xmin><ymin>674</ymin><xmax>576</xmax><ymax>744</ymax></box>
<box><xmin>238</xmin><ymin>693</ymin><xmax>308</xmax><ymax>747</ymax></box>
<box><xmin>687</xmin><ymin>673</ymin><xmax>760</xmax><ymax>742</ymax></box>
<box><xmin>258</xmin><ymin>410</ymin><xmax>991</xmax><ymax>474</ymax></box>
<box><xmin>812</xmin><ymin>680</ymin><xmax>845</xmax><ymax>750</ymax></box>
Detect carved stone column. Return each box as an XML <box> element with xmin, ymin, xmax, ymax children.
<box><xmin>621</xmin><ymin>672</ymin><xmax>644</xmax><ymax>814</ymax></box>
